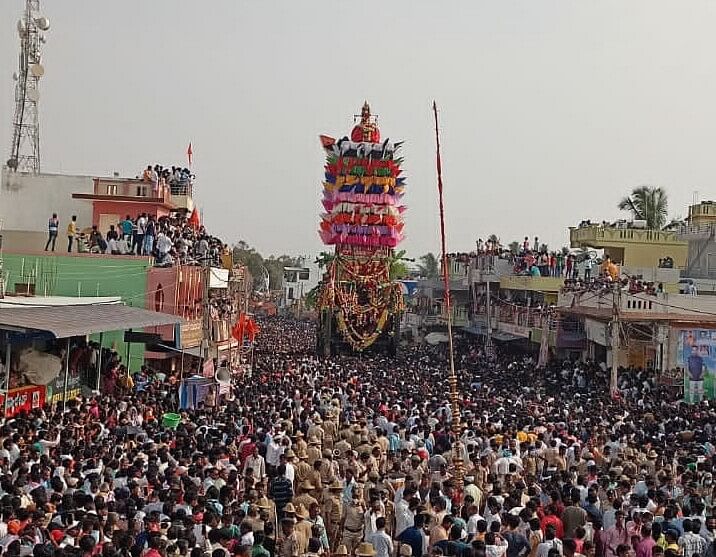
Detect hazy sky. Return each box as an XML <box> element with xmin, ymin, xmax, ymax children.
<box><xmin>2</xmin><ymin>1</ymin><xmax>716</xmax><ymax>259</ymax></box>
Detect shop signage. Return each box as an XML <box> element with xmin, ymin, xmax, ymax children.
<box><xmin>0</xmin><ymin>385</ymin><xmax>46</xmax><ymax>417</ymax></box>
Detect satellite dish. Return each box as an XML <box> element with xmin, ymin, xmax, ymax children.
<box><xmin>6</xmin><ymin>158</ymin><xmax>18</xmax><ymax>170</ymax></box>
<box><xmin>27</xmin><ymin>89</ymin><xmax>39</xmax><ymax>102</ymax></box>
<box><xmin>30</xmin><ymin>63</ymin><xmax>44</xmax><ymax>77</ymax></box>
<box><xmin>35</xmin><ymin>16</ymin><xmax>50</xmax><ymax>31</ymax></box>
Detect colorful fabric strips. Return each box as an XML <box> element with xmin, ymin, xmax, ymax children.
<box><xmin>320</xmin><ymin>136</ymin><xmax>405</xmax><ymax>248</ymax></box>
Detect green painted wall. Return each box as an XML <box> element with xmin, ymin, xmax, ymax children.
<box><xmin>3</xmin><ymin>253</ymin><xmax>151</xmax><ymax>372</ymax></box>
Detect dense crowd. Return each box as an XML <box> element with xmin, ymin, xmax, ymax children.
<box><xmin>0</xmin><ymin>316</ymin><xmax>714</xmax><ymax>557</ymax></box>
<box><xmin>51</xmin><ymin>209</ymin><xmax>229</xmax><ymax>268</ymax></box>
<box><xmin>141</xmin><ymin>165</ymin><xmax>194</xmax><ymax>196</ymax></box>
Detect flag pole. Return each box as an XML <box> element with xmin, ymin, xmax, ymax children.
<box><xmin>433</xmin><ymin>101</ymin><xmax>464</xmax><ymax>489</ymax></box>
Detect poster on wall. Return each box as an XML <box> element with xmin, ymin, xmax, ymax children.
<box><xmin>678</xmin><ymin>329</ymin><xmax>716</xmax><ymax>403</ymax></box>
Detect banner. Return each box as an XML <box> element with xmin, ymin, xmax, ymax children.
<box><xmin>0</xmin><ymin>385</ymin><xmax>46</xmax><ymax>418</ymax></box>
<box><xmin>678</xmin><ymin>329</ymin><xmax>716</xmax><ymax>403</ymax></box>
<box><xmin>46</xmin><ymin>370</ymin><xmax>81</xmax><ymax>405</ymax></box>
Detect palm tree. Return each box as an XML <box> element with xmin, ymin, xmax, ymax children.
<box><xmin>417</xmin><ymin>253</ymin><xmax>440</xmax><ymax>278</ymax></box>
<box><xmin>388</xmin><ymin>250</ymin><xmax>409</xmax><ymax>280</ymax></box>
<box><xmin>314</xmin><ymin>251</ymin><xmax>335</xmax><ymax>270</ymax></box>
<box><xmin>618</xmin><ymin>186</ymin><xmax>669</xmax><ymax>230</ymax></box>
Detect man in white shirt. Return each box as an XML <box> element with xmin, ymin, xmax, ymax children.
<box><xmin>395</xmin><ymin>485</ymin><xmax>416</xmax><ymax>537</ymax></box>
<box><xmin>466</xmin><ymin>504</ymin><xmax>484</xmax><ymax>536</ymax></box>
<box><xmin>370</xmin><ymin>517</ymin><xmax>393</xmax><ymax>557</ymax></box>
<box><xmin>243</xmin><ymin>446</ymin><xmax>266</xmax><ymax>481</ymax></box>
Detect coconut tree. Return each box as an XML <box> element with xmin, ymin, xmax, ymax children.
<box><xmin>417</xmin><ymin>253</ymin><xmax>440</xmax><ymax>278</ymax></box>
<box><xmin>618</xmin><ymin>186</ymin><xmax>669</xmax><ymax>230</ymax></box>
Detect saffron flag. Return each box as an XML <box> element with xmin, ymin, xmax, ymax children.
<box><xmin>188</xmin><ymin>207</ymin><xmax>200</xmax><ymax>229</ymax></box>
<box><xmin>231</xmin><ymin>313</ymin><xmax>248</xmax><ymax>342</ymax></box>
<box><xmin>245</xmin><ymin>318</ymin><xmax>261</xmax><ymax>342</ymax></box>
<box><xmin>187</xmin><ymin>142</ymin><xmax>193</xmax><ymax>166</ymax></box>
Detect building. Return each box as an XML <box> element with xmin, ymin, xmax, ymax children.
<box><xmin>678</xmin><ymin>201</ymin><xmax>716</xmax><ymax>284</ymax></box>
<box><xmin>0</xmin><ymin>169</ymin><xmax>94</xmax><ymax>251</ymax></box>
<box><xmin>0</xmin><ymin>163</ymin><xmax>239</xmax><ymax>377</ymax></box>
<box><xmin>557</xmin><ymin>288</ymin><xmax>716</xmax><ymax>374</ymax></box>
<box><xmin>281</xmin><ymin>265</ymin><xmax>314</xmax><ymax>309</ymax></box>
<box><xmin>570</xmin><ymin>222</ymin><xmax>687</xmax><ymax>269</ymax></box>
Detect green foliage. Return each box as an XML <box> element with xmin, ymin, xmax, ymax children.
<box><xmin>304</xmin><ymin>284</ymin><xmax>321</xmax><ymax>309</ymax></box>
<box><xmin>232</xmin><ymin>242</ymin><xmax>302</xmax><ymax>291</ymax></box>
<box><xmin>417</xmin><ymin>253</ymin><xmax>440</xmax><ymax>278</ymax></box>
<box><xmin>508</xmin><ymin>241</ymin><xmax>520</xmax><ymax>254</ymax></box>
<box><xmin>618</xmin><ymin>186</ymin><xmax>669</xmax><ymax>230</ymax></box>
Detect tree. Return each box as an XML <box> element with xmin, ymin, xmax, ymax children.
<box><xmin>618</xmin><ymin>186</ymin><xmax>669</xmax><ymax>230</ymax></box>
<box><xmin>417</xmin><ymin>253</ymin><xmax>440</xmax><ymax>278</ymax></box>
<box><xmin>388</xmin><ymin>250</ymin><xmax>409</xmax><ymax>280</ymax></box>
<box><xmin>314</xmin><ymin>251</ymin><xmax>335</xmax><ymax>270</ymax></box>
<box><xmin>508</xmin><ymin>241</ymin><xmax>520</xmax><ymax>254</ymax></box>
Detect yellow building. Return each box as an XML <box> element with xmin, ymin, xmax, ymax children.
<box><xmin>569</xmin><ymin>224</ymin><xmax>687</xmax><ymax>268</ymax></box>
<box><xmin>687</xmin><ymin>201</ymin><xmax>716</xmax><ymax>227</ymax></box>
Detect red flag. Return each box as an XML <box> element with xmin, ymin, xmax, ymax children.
<box><xmin>231</xmin><ymin>314</ymin><xmax>247</xmax><ymax>342</ymax></box>
<box><xmin>188</xmin><ymin>207</ymin><xmax>200</xmax><ymax>229</ymax></box>
<box><xmin>187</xmin><ymin>142</ymin><xmax>193</xmax><ymax>166</ymax></box>
<box><xmin>246</xmin><ymin>318</ymin><xmax>261</xmax><ymax>342</ymax></box>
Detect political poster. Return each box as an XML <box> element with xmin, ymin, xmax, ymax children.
<box><xmin>678</xmin><ymin>329</ymin><xmax>716</xmax><ymax>403</ymax></box>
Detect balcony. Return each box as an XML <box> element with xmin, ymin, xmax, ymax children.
<box><xmin>499</xmin><ymin>274</ymin><xmax>564</xmax><ymax>293</ymax></box>
<box><xmin>73</xmin><ymin>177</ymin><xmax>194</xmax><ymax>210</ymax></box>
<box><xmin>570</xmin><ymin>224</ymin><xmax>685</xmax><ymax>248</ymax></box>
<box><xmin>558</xmin><ymin>290</ymin><xmax>716</xmax><ymax>319</ymax></box>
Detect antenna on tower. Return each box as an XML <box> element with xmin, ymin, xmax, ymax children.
<box><xmin>7</xmin><ymin>0</ymin><xmax>50</xmax><ymax>174</ymax></box>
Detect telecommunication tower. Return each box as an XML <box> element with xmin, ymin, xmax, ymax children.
<box><xmin>7</xmin><ymin>0</ymin><xmax>50</xmax><ymax>174</ymax></box>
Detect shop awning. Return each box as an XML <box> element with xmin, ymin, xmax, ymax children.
<box><xmin>491</xmin><ymin>331</ymin><xmax>524</xmax><ymax>342</ymax></box>
<box><xmin>0</xmin><ymin>304</ymin><xmax>183</xmax><ymax>338</ymax></box>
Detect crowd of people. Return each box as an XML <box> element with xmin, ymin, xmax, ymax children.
<box><xmin>47</xmin><ymin>210</ymin><xmax>229</xmax><ymax>269</ymax></box>
<box><xmin>141</xmin><ymin>165</ymin><xmax>194</xmax><ymax>197</ymax></box>
<box><xmin>0</xmin><ymin>315</ymin><xmax>713</xmax><ymax>557</ymax></box>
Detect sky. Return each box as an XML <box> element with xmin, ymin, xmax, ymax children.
<box><xmin>2</xmin><ymin>1</ymin><xmax>716</xmax><ymax>260</ymax></box>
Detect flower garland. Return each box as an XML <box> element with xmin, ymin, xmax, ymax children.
<box><xmin>336</xmin><ymin>307</ymin><xmax>389</xmax><ymax>351</ymax></box>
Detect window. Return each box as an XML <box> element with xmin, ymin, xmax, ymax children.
<box><xmin>288</xmin><ymin>287</ymin><xmax>294</xmax><ymax>300</ymax></box>
<box><xmin>107</xmin><ymin>184</ymin><xmax>117</xmax><ymax>195</ymax></box>
<box><xmin>299</xmin><ymin>270</ymin><xmax>310</xmax><ymax>281</ymax></box>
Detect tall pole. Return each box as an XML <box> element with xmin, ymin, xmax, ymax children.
<box><xmin>433</xmin><ymin>101</ymin><xmax>464</xmax><ymax>486</ymax></box>
<box><xmin>95</xmin><ymin>333</ymin><xmax>104</xmax><ymax>392</ymax></box>
<box><xmin>485</xmin><ymin>280</ymin><xmax>493</xmax><ymax>356</ymax></box>
<box><xmin>62</xmin><ymin>338</ymin><xmax>70</xmax><ymax>412</ymax></box>
<box><xmin>4</xmin><ymin>334</ymin><xmax>12</xmax><ymax>419</ymax></box>
<box><xmin>610</xmin><ymin>285</ymin><xmax>620</xmax><ymax>394</ymax></box>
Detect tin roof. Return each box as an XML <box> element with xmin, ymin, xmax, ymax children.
<box><xmin>0</xmin><ymin>304</ymin><xmax>183</xmax><ymax>338</ymax></box>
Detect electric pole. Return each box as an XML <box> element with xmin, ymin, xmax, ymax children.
<box><xmin>610</xmin><ymin>283</ymin><xmax>621</xmax><ymax>394</ymax></box>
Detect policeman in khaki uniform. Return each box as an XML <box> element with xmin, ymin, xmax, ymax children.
<box><xmin>340</xmin><ymin>485</ymin><xmax>366</xmax><ymax>555</ymax></box>
<box><xmin>295</xmin><ymin>451</ymin><xmax>312</xmax><ymax>485</ymax></box>
<box><xmin>294</xmin><ymin>480</ymin><xmax>319</xmax><ymax>511</ymax></box>
<box><xmin>307</xmin><ymin>415</ymin><xmax>325</xmax><ymax>444</ymax></box>
<box><xmin>322</xmin><ymin>409</ymin><xmax>338</xmax><ymax>450</ymax></box>
<box><xmin>294</xmin><ymin>431</ymin><xmax>308</xmax><ymax>456</ymax></box>
<box><xmin>293</xmin><ymin>505</ymin><xmax>313</xmax><ymax>555</ymax></box>
<box><xmin>307</xmin><ymin>436</ymin><xmax>323</xmax><ymax>466</ymax></box>
<box><xmin>324</xmin><ymin>481</ymin><xmax>344</xmax><ymax>550</ymax></box>
<box><xmin>279</xmin><ymin>517</ymin><xmax>300</xmax><ymax>557</ymax></box>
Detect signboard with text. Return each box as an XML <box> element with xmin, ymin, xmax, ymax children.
<box><xmin>0</xmin><ymin>385</ymin><xmax>46</xmax><ymax>418</ymax></box>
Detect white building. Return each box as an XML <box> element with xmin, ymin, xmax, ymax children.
<box><xmin>1</xmin><ymin>168</ymin><xmax>94</xmax><ymax>250</ymax></box>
